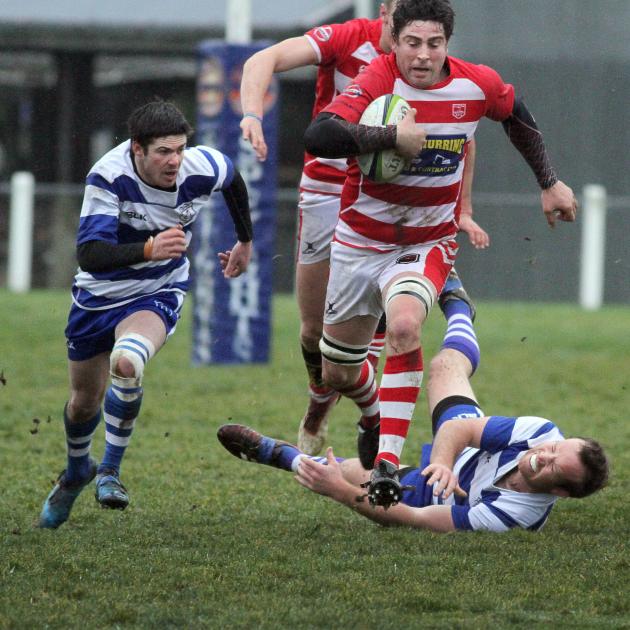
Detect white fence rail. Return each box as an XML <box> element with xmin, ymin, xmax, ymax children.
<box><xmin>1</xmin><ymin>177</ymin><xmax>628</xmax><ymax>307</ymax></box>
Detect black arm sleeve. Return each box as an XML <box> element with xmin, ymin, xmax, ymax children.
<box><xmin>502</xmin><ymin>96</ymin><xmax>558</xmax><ymax>190</ymax></box>
<box><xmin>304</xmin><ymin>113</ymin><xmax>397</xmax><ymax>158</ymax></box>
<box><xmin>77</xmin><ymin>240</ymin><xmax>146</xmax><ymax>273</ymax></box>
<box><xmin>221</xmin><ymin>168</ymin><xmax>253</xmax><ymax>242</ymax></box>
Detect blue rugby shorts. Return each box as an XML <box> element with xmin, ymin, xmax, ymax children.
<box><xmin>65</xmin><ymin>291</ymin><xmax>183</xmax><ymax>361</ymax></box>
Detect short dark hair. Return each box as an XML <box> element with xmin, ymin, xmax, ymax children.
<box><xmin>127</xmin><ymin>100</ymin><xmax>193</xmax><ymax>151</ymax></box>
<box><xmin>392</xmin><ymin>0</ymin><xmax>455</xmax><ymax>42</ymax></box>
<box><xmin>560</xmin><ymin>438</ymin><xmax>610</xmax><ymax>499</ymax></box>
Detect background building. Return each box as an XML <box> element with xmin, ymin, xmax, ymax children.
<box><xmin>0</xmin><ymin>0</ymin><xmax>628</xmax><ymax>302</ymax></box>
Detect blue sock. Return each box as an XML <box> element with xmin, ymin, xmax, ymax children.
<box><xmin>64</xmin><ymin>405</ymin><xmax>101</xmax><ymax>483</ymax></box>
<box><xmin>272</xmin><ymin>440</ymin><xmax>301</xmax><ymax>470</ymax></box>
<box><xmin>98</xmin><ymin>382</ymin><xmax>142</xmax><ymax>475</ymax></box>
<box><xmin>441</xmin><ymin>295</ymin><xmax>471</xmax><ymax>320</ymax></box>
<box><xmin>260</xmin><ymin>437</ymin><xmax>345</xmax><ymax>471</ymax></box>
<box><xmin>441</xmin><ymin>300</ymin><xmax>480</xmax><ymax>373</ymax></box>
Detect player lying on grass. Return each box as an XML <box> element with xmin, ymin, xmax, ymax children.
<box><xmin>218</xmin><ymin>291</ymin><xmax>609</xmax><ymax>533</ymax></box>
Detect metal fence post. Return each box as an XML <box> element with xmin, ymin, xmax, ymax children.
<box><xmin>579</xmin><ymin>184</ymin><xmax>607</xmax><ymax>310</ymax></box>
<box><xmin>8</xmin><ymin>171</ymin><xmax>35</xmax><ymax>293</ymax></box>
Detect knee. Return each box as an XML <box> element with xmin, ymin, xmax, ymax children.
<box><xmin>67</xmin><ymin>393</ymin><xmax>102</xmax><ymax>422</ymax></box>
<box><xmin>300</xmin><ymin>320</ymin><xmax>323</xmax><ymax>351</ymax></box>
<box><xmin>112</xmin><ymin>355</ymin><xmax>136</xmax><ymax>379</ymax></box>
<box><xmin>386</xmin><ymin>313</ymin><xmax>421</xmax><ymax>351</ymax></box>
<box><xmin>110</xmin><ymin>333</ymin><xmax>155</xmax><ymax>383</ymax></box>
<box><xmin>321</xmin><ymin>363</ymin><xmax>354</xmax><ymax>391</ymax></box>
<box><xmin>318</xmin><ymin>334</ymin><xmax>368</xmax><ymax>388</ymax></box>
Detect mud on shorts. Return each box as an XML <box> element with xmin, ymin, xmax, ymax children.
<box><xmin>323</xmin><ymin>239</ymin><xmax>457</xmax><ymax>325</ymax></box>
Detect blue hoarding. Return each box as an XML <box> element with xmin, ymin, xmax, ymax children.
<box><xmin>192</xmin><ymin>41</ymin><xmax>278</xmax><ymax>364</ymax></box>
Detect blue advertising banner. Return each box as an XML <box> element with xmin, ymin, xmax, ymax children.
<box><xmin>192</xmin><ymin>41</ymin><xmax>278</xmax><ymax>364</ymax></box>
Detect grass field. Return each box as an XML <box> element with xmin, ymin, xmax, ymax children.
<box><xmin>1</xmin><ymin>289</ymin><xmax>629</xmax><ymax>629</ymax></box>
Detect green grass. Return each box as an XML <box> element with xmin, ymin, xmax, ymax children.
<box><xmin>0</xmin><ymin>290</ymin><xmax>629</xmax><ymax>629</ymax></box>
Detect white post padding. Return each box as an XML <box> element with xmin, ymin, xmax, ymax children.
<box><xmin>579</xmin><ymin>184</ymin><xmax>607</xmax><ymax>311</ymax></box>
<box><xmin>8</xmin><ymin>171</ymin><xmax>35</xmax><ymax>293</ymax></box>
<box><xmin>226</xmin><ymin>0</ymin><xmax>251</xmax><ymax>44</ymax></box>
<box><xmin>354</xmin><ymin>0</ymin><xmax>375</xmax><ymax>18</ymax></box>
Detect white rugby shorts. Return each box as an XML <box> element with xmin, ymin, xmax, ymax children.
<box><xmin>323</xmin><ymin>239</ymin><xmax>457</xmax><ymax>325</ymax></box>
<box><xmin>296</xmin><ymin>190</ymin><xmax>341</xmax><ymax>264</ymax></box>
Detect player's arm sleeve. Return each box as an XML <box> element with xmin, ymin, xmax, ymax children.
<box><xmin>451</xmin><ymin>504</ymin><xmax>514</xmax><ymax>532</ymax></box>
<box><xmin>452</xmin><ymin>488</ymin><xmax>553</xmax><ymax>532</ymax></box>
<box><xmin>480</xmin><ymin>416</ymin><xmax>559</xmax><ymax>453</ymax></box>
<box><xmin>76</xmin><ymin>175</ymin><xmax>122</xmax><ymax>246</ymax></box>
<box><xmin>502</xmin><ymin>95</ymin><xmax>558</xmax><ymax>190</ymax></box>
<box><xmin>75</xmin><ymin>173</ymin><xmax>147</xmax><ymax>272</ymax></box>
<box><xmin>77</xmin><ymin>240</ymin><xmax>146</xmax><ymax>273</ymax></box>
<box><xmin>305</xmin><ymin>19</ymin><xmax>365</xmax><ymax>66</ymax></box>
<box><xmin>304</xmin><ymin>112</ymin><xmax>397</xmax><ymax>158</ymax></box>
<box><xmin>219</xmin><ymin>168</ymin><xmax>253</xmax><ymax>243</ymax></box>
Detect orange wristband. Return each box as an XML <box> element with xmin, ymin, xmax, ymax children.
<box><xmin>143</xmin><ymin>236</ymin><xmax>154</xmax><ymax>260</ymax></box>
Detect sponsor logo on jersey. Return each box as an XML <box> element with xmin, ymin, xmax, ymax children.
<box><xmin>314</xmin><ymin>26</ymin><xmax>333</xmax><ymax>42</ymax></box>
<box><xmin>342</xmin><ymin>83</ymin><xmax>363</xmax><ymax>98</ymax></box>
<box><xmin>404</xmin><ymin>134</ymin><xmax>467</xmax><ymax>177</ymax></box>
<box><xmin>452</xmin><ymin>103</ymin><xmax>466</xmax><ymax>119</ymax></box>
<box><xmin>123</xmin><ymin>209</ymin><xmax>147</xmax><ymax>221</ymax></box>
<box><xmin>177</xmin><ymin>201</ymin><xmax>195</xmax><ymax>225</ymax></box>
<box><xmin>395</xmin><ymin>254</ymin><xmax>420</xmax><ymax>264</ymax></box>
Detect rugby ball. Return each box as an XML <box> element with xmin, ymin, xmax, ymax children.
<box><xmin>357</xmin><ymin>94</ymin><xmax>410</xmax><ymax>182</ymax></box>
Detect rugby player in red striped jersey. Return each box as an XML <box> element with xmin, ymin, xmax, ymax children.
<box><xmin>303</xmin><ymin>0</ymin><xmax>577</xmax><ymax>507</ymax></box>
<box><xmin>240</xmin><ymin>1</ymin><xmax>484</xmax><ymax>461</ymax></box>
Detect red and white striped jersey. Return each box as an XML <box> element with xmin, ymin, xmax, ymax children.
<box><xmin>325</xmin><ymin>53</ymin><xmax>515</xmax><ymax>252</ymax></box>
<box><xmin>301</xmin><ymin>18</ymin><xmax>384</xmax><ymax>195</ymax></box>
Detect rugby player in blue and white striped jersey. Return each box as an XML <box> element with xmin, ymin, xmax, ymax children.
<box><xmin>39</xmin><ymin>100</ymin><xmax>253</xmax><ymax>529</ymax></box>
<box><xmin>218</xmin><ymin>292</ymin><xmax>609</xmax><ymax>533</ymax></box>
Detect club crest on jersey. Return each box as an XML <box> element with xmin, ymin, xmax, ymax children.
<box><xmin>395</xmin><ymin>254</ymin><xmax>420</xmax><ymax>265</ymax></box>
<box><xmin>177</xmin><ymin>201</ymin><xmax>195</xmax><ymax>225</ymax></box>
<box><xmin>314</xmin><ymin>26</ymin><xmax>333</xmax><ymax>42</ymax></box>
<box><xmin>452</xmin><ymin>104</ymin><xmax>466</xmax><ymax>119</ymax></box>
<box><xmin>343</xmin><ymin>83</ymin><xmax>363</xmax><ymax>99</ymax></box>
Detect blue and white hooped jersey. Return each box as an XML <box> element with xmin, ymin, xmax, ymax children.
<box><xmin>407</xmin><ymin>416</ymin><xmax>564</xmax><ymax>532</ymax></box>
<box><xmin>71</xmin><ymin>140</ymin><xmax>234</xmax><ymax>310</ymax></box>
<box><xmin>449</xmin><ymin>416</ymin><xmax>563</xmax><ymax>532</ymax></box>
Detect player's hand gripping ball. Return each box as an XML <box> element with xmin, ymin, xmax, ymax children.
<box><xmin>357</xmin><ymin>94</ymin><xmax>410</xmax><ymax>182</ymax></box>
